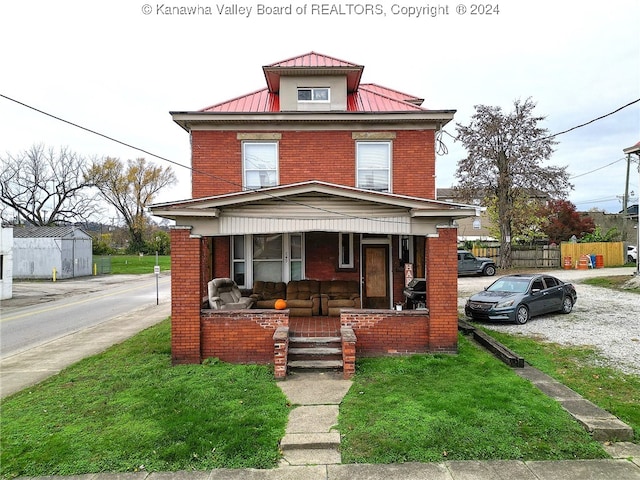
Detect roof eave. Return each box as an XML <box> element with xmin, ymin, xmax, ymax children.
<box><xmin>170</xmin><ymin>110</ymin><xmax>456</xmax><ymax>132</ymax></box>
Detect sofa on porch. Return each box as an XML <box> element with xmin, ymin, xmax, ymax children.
<box><xmin>320</xmin><ymin>280</ymin><xmax>360</xmax><ymax>316</ymax></box>
<box><xmin>247</xmin><ymin>279</ymin><xmax>361</xmax><ymax>316</ymax></box>
<box><xmin>250</xmin><ymin>281</ymin><xmax>287</xmax><ymax>309</ymax></box>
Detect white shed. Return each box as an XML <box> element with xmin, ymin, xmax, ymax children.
<box><xmin>1</xmin><ymin>224</ymin><xmax>13</xmax><ymax>299</ymax></box>
<box><xmin>13</xmin><ymin>226</ymin><xmax>93</xmax><ymax>279</ymax></box>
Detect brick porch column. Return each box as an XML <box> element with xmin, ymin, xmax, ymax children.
<box><xmin>170</xmin><ymin>226</ymin><xmax>203</xmax><ymax>364</ymax></box>
<box><xmin>425</xmin><ymin>226</ymin><xmax>458</xmax><ymax>353</ymax></box>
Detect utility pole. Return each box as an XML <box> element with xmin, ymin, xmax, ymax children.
<box><xmin>623</xmin><ymin>153</ymin><xmax>631</xmax><ymax>241</ymax></box>
<box><xmin>623</xmin><ymin>141</ymin><xmax>640</xmax><ymax>276</ymax></box>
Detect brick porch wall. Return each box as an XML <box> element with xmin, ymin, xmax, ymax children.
<box><xmin>425</xmin><ymin>226</ymin><xmax>458</xmax><ymax>353</ymax></box>
<box><xmin>200</xmin><ymin>310</ymin><xmax>289</xmax><ymax>364</ymax></box>
<box><xmin>340</xmin><ymin>309</ymin><xmax>429</xmax><ymax>356</ymax></box>
<box><xmin>170</xmin><ymin>227</ymin><xmax>203</xmax><ymax>364</ymax></box>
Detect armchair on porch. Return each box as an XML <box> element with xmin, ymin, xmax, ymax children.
<box><xmin>207</xmin><ymin>278</ymin><xmax>255</xmax><ymax>310</ymax></box>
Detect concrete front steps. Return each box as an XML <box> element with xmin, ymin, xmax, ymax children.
<box><xmin>287</xmin><ymin>336</ymin><xmax>343</xmax><ymax>371</ymax></box>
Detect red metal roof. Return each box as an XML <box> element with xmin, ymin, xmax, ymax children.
<box><xmin>266</xmin><ymin>51</ymin><xmax>361</xmax><ymax>68</ymax></box>
<box><xmin>202</xmin><ymin>85</ymin><xmax>426</xmax><ymax>113</ymax></box>
<box><xmin>358</xmin><ymin>84</ymin><xmax>425</xmax><ymax>106</ymax></box>
<box><xmin>200</xmin><ymin>53</ymin><xmax>429</xmax><ymax>113</ymax></box>
<box><xmin>201</xmin><ymin>88</ymin><xmax>279</xmax><ymax>113</ymax></box>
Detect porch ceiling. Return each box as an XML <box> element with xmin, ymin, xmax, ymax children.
<box><xmin>150</xmin><ymin>181</ymin><xmax>477</xmax><ymax>236</ymax></box>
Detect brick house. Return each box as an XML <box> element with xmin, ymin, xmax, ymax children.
<box><xmin>150</xmin><ymin>52</ymin><xmax>476</xmax><ymax>378</ymax></box>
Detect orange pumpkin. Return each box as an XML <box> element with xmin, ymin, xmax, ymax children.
<box><xmin>274</xmin><ymin>299</ymin><xmax>287</xmax><ymax>310</ymax></box>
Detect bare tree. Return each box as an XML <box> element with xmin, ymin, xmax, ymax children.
<box><xmin>87</xmin><ymin>157</ymin><xmax>176</xmax><ymax>252</ymax></box>
<box><xmin>455</xmin><ymin>98</ymin><xmax>572</xmax><ymax>268</ymax></box>
<box><xmin>0</xmin><ymin>143</ymin><xmax>102</xmax><ymax>225</ymax></box>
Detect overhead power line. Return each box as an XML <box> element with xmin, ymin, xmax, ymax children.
<box><xmin>569</xmin><ymin>157</ymin><xmax>626</xmax><ymax>179</ymax></box>
<box><xmin>441</xmin><ymin>98</ymin><xmax>640</xmax><ymax>143</ymax></box>
<box><xmin>541</xmin><ymin>98</ymin><xmax>640</xmax><ymax>140</ymax></box>
<box><xmin>0</xmin><ymin>93</ymin><xmax>421</xmax><ymax>225</ymax></box>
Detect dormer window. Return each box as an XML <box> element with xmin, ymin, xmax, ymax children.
<box><xmin>297</xmin><ymin>87</ymin><xmax>330</xmax><ymax>102</ymax></box>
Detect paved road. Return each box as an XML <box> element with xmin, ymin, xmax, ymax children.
<box><xmin>1</xmin><ymin>273</ymin><xmax>171</xmax><ymax>358</ymax></box>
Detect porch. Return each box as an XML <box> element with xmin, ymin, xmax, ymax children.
<box><xmin>157</xmin><ymin>182</ymin><xmax>470</xmax><ymax>373</ymax></box>
<box><xmin>199</xmin><ymin>308</ymin><xmax>443</xmax><ymax>379</ymax></box>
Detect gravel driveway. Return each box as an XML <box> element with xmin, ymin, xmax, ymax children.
<box><xmin>457</xmin><ymin>267</ymin><xmax>640</xmax><ymax>376</ymax></box>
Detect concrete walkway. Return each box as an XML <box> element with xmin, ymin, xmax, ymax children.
<box><xmin>277</xmin><ymin>370</ymin><xmax>352</xmax><ymax>466</ymax></box>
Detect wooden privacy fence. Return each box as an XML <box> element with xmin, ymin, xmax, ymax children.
<box><xmin>471</xmin><ymin>246</ymin><xmax>560</xmax><ymax>268</ymax></box>
<box><xmin>470</xmin><ymin>242</ymin><xmax>625</xmax><ymax>269</ymax></box>
<box><xmin>560</xmin><ymin>242</ymin><xmax>625</xmax><ymax>268</ymax></box>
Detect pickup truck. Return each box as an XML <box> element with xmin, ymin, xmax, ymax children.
<box><xmin>458</xmin><ymin>250</ymin><xmax>497</xmax><ymax>276</ymax></box>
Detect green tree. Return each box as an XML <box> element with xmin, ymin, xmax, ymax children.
<box><xmin>484</xmin><ymin>192</ymin><xmax>547</xmax><ymax>245</ymax></box>
<box><xmin>87</xmin><ymin>157</ymin><xmax>176</xmax><ymax>253</ymax></box>
<box><xmin>455</xmin><ymin>98</ymin><xmax>572</xmax><ymax>268</ymax></box>
<box><xmin>580</xmin><ymin>225</ymin><xmax>620</xmax><ymax>243</ymax></box>
<box><xmin>145</xmin><ymin>229</ymin><xmax>171</xmax><ymax>255</ymax></box>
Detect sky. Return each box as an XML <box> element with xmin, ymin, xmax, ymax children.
<box><xmin>1</xmin><ymin>0</ymin><xmax>639</xmax><ymax>222</ymax></box>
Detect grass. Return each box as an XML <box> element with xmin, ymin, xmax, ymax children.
<box><xmin>481</xmin><ymin>329</ymin><xmax>640</xmax><ymax>442</ymax></box>
<box><xmin>2</xmin><ymin>315</ymin><xmax>634</xmax><ymax>476</ymax></box>
<box><xmin>582</xmin><ymin>275</ymin><xmax>640</xmax><ymax>293</ymax></box>
<box><xmin>93</xmin><ymin>255</ymin><xmax>171</xmax><ymax>274</ymax></box>
<box><xmin>0</xmin><ymin>319</ymin><xmax>290</xmax><ymax>479</ymax></box>
<box><xmin>338</xmin><ymin>336</ymin><xmax>609</xmax><ymax>464</ymax></box>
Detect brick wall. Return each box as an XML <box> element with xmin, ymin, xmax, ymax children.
<box><xmin>212</xmin><ymin>236</ymin><xmax>231</xmax><ymax>279</ymax></box>
<box><xmin>425</xmin><ymin>227</ymin><xmax>458</xmax><ymax>353</ymax></box>
<box><xmin>170</xmin><ymin>227</ymin><xmax>203</xmax><ymax>364</ymax></box>
<box><xmin>190</xmin><ymin>130</ymin><xmax>436</xmax><ymax>198</ymax></box>
<box><xmin>305</xmin><ymin>232</ymin><xmax>360</xmax><ymax>280</ymax></box>
<box><xmin>200</xmin><ymin>309</ymin><xmax>289</xmax><ymax>364</ymax></box>
<box><xmin>340</xmin><ymin>309</ymin><xmax>429</xmax><ymax>356</ymax></box>
<box><xmin>191</xmin><ymin>131</ymin><xmax>242</xmax><ymax>198</ymax></box>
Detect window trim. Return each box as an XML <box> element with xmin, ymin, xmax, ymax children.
<box><xmin>297</xmin><ymin>87</ymin><xmax>330</xmax><ymax>103</ymax></box>
<box><xmin>242</xmin><ymin>141</ymin><xmax>279</xmax><ymax>190</ymax></box>
<box><xmin>338</xmin><ymin>233</ymin><xmax>354</xmax><ymax>269</ymax></box>
<box><xmin>356</xmin><ymin>141</ymin><xmax>392</xmax><ymax>192</ymax></box>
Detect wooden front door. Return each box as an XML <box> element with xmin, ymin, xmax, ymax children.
<box><xmin>363</xmin><ymin>245</ymin><xmax>390</xmax><ymax>309</ymax></box>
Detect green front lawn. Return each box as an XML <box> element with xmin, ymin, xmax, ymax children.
<box><xmin>338</xmin><ymin>337</ymin><xmax>609</xmax><ymax>464</ymax></box>
<box><xmin>481</xmin><ymin>330</ymin><xmax>640</xmax><ymax>441</ymax></box>
<box><xmin>0</xmin><ymin>320</ymin><xmax>289</xmax><ymax>478</ymax></box>
<box><xmin>2</xmin><ymin>322</ymin><xmax>626</xmax><ymax>478</ymax></box>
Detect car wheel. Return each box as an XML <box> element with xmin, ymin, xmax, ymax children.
<box><xmin>561</xmin><ymin>296</ymin><xmax>573</xmax><ymax>314</ymax></box>
<box><xmin>483</xmin><ymin>265</ymin><xmax>496</xmax><ymax>276</ymax></box>
<box><xmin>515</xmin><ymin>305</ymin><xmax>529</xmax><ymax>325</ymax></box>
<box><xmin>629</xmin><ymin>255</ymin><xmax>636</xmax><ymax>263</ymax></box>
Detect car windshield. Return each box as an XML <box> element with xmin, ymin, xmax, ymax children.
<box><xmin>486</xmin><ymin>278</ymin><xmax>530</xmax><ymax>293</ymax></box>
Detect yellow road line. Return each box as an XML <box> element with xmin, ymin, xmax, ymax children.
<box><xmin>1</xmin><ymin>278</ymin><xmax>170</xmax><ymax>322</ymax></box>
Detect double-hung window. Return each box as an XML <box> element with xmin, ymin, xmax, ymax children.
<box><xmin>356</xmin><ymin>141</ymin><xmax>391</xmax><ymax>192</ymax></box>
<box><xmin>243</xmin><ymin>142</ymin><xmax>278</xmax><ymax>189</ymax></box>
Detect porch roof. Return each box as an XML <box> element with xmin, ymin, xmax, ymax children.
<box><xmin>150</xmin><ymin>181</ymin><xmax>478</xmax><ymax>236</ymax></box>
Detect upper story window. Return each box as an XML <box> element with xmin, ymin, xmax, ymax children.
<box><xmin>356</xmin><ymin>141</ymin><xmax>391</xmax><ymax>192</ymax></box>
<box><xmin>243</xmin><ymin>142</ymin><xmax>278</xmax><ymax>189</ymax></box>
<box><xmin>297</xmin><ymin>87</ymin><xmax>330</xmax><ymax>103</ymax></box>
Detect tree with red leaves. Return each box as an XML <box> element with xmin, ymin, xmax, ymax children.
<box><xmin>539</xmin><ymin>199</ymin><xmax>595</xmax><ymax>244</ymax></box>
